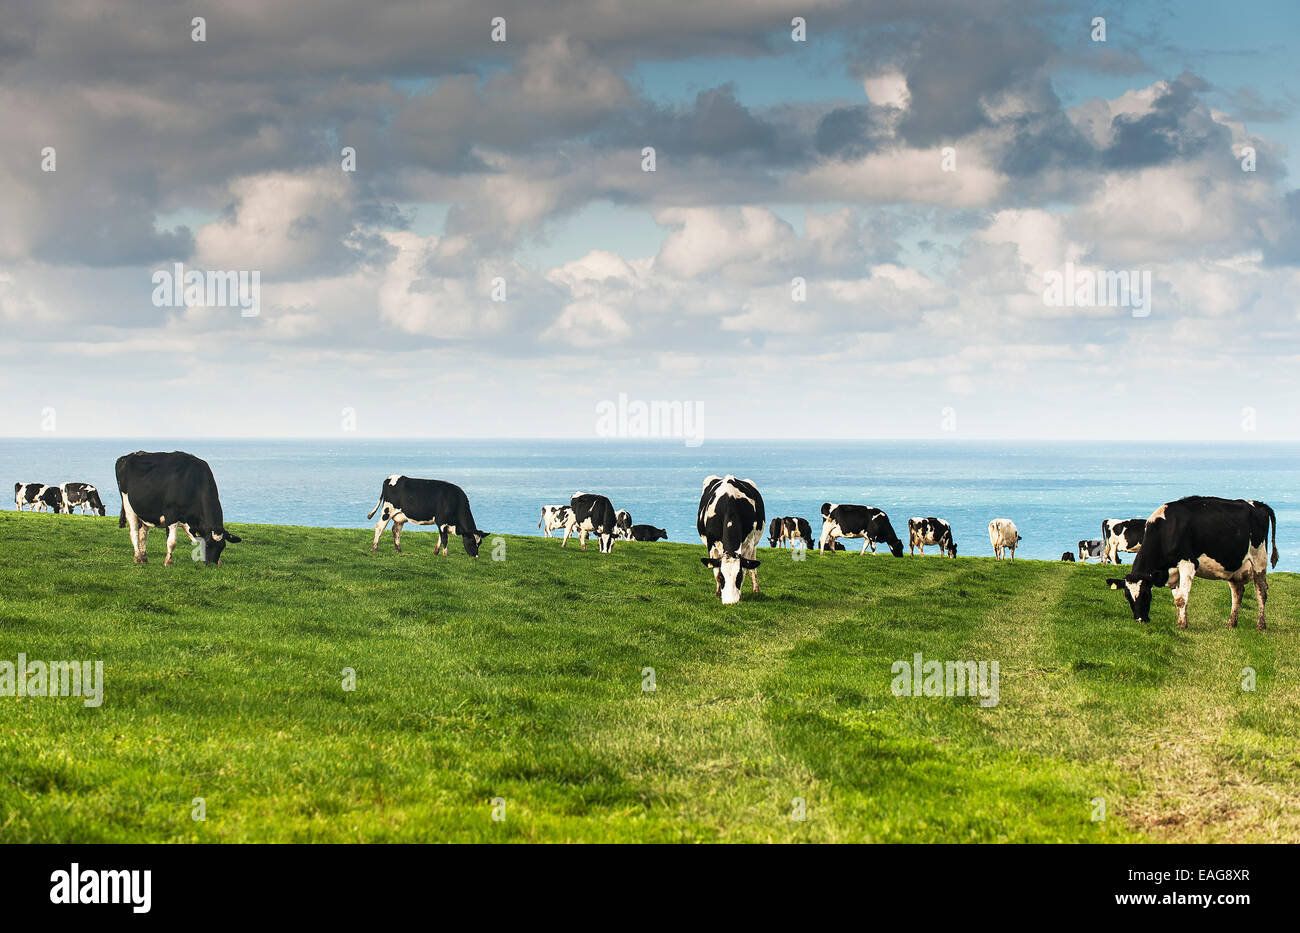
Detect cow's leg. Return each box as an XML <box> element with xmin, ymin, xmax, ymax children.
<box><xmin>560</xmin><ymin>524</ymin><xmax>572</xmax><ymax>548</ymax></box>
<box><xmin>136</xmin><ymin>524</ymin><xmax>149</xmax><ymax>563</ymax></box>
<box><xmin>749</xmin><ymin>567</ymin><xmax>760</xmax><ymax>593</ymax></box>
<box><xmin>165</xmin><ymin>524</ymin><xmax>179</xmax><ymax>566</ymax></box>
<box><xmin>1173</xmin><ymin>561</ymin><xmax>1195</xmax><ymax>630</ymax></box>
<box><xmin>437</xmin><ymin>527</ymin><xmax>450</xmax><ymax>556</ymax></box>
<box><xmin>123</xmin><ymin>498</ymin><xmax>146</xmax><ymax>564</ymax></box>
<box><xmin>371</xmin><ymin>515</ymin><xmax>389</xmax><ymax>551</ymax></box>
<box><xmin>1227</xmin><ymin>579</ymin><xmax>1244</xmax><ymax>628</ymax></box>
<box><xmin>579</xmin><ymin>528</ymin><xmax>588</xmax><ymax>551</ymax></box>
<box><xmin>860</xmin><ymin>538</ymin><xmax>870</xmax><ymax>556</ymax></box>
<box><xmin>918</xmin><ymin>544</ymin><xmax>925</xmax><ymax>556</ymax></box>
<box><xmin>1253</xmin><ymin>573</ymin><xmax>1268</xmax><ymax>631</ymax></box>
<box><xmin>392</xmin><ymin>519</ymin><xmax>404</xmax><ymax>553</ymax></box>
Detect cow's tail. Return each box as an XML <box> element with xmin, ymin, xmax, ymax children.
<box><xmin>1268</xmin><ymin>504</ymin><xmax>1279</xmax><ymax>568</ymax></box>
<box><xmin>538</xmin><ymin>508</ymin><xmax>544</xmax><ymax>530</ymax></box>
<box><xmin>118</xmin><ymin>502</ymin><xmax>126</xmax><ymax>528</ymax></box>
<box><xmin>366</xmin><ymin>488</ymin><xmax>386</xmax><ymax>521</ymax></box>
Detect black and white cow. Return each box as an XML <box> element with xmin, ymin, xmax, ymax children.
<box><xmin>820</xmin><ymin>503</ymin><xmax>904</xmax><ymax>556</ymax></box>
<box><xmin>615</xmin><ymin>509</ymin><xmax>633</xmax><ymax>540</ymax></box>
<box><xmin>988</xmin><ymin>519</ymin><xmax>1021</xmax><ymax>560</ymax></box>
<box><xmin>562</xmin><ymin>492</ymin><xmax>618</xmax><ymax>553</ymax></box>
<box><xmin>116</xmin><ymin>451</ymin><xmax>241</xmax><ymax>565</ymax></box>
<box><xmin>908</xmin><ymin>517</ymin><xmax>957</xmax><ymax>557</ymax></box>
<box><xmin>368</xmin><ymin>475</ymin><xmax>486</xmax><ymax>556</ymax></box>
<box><xmin>698</xmin><ymin>475</ymin><xmax>764</xmax><ymax>604</ymax></box>
<box><xmin>1106</xmin><ymin>497</ymin><xmax>1278</xmax><ymax>630</ymax></box>
<box><xmin>767</xmin><ymin>516</ymin><xmax>784</xmax><ymax>548</ymax></box>
<box><xmin>1077</xmin><ymin>538</ymin><xmax>1104</xmax><ymax>562</ymax></box>
<box><xmin>538</xmin><ymin>505</ymin><xmax>572</xmax><ymax>538</ymax></box>
<box><xmin>61</xmin><ymin>482</ymin><xmax>106</xmax><ymax>516</ymax></box>
<box><xmin>1101</xmin><ymin>518</ymin><xmax>1146</xmax><ymax>564</ymax></box>
<box><xmin>14</xmin><ymin>482</ymin><xmax>64</xmax><ymax>512</ymax></box>
<box><xmin>36</xmin><ymin>485</ymin><xmax>67</xmax><ymax>513</ymax></box>
<box><xmin>1061</xmin><ymin>551</ymin><xmax>1076</xmax><ymax>562</ymax></box>
<box><xmin>629</xmin><ymin>524</ymin><xmax>668</xmax><ymax>542</ymax></box>
<box><xmin>782</xmin><ymin>517</ymin><xmax>814</xmax><ymax>549</ymax></box>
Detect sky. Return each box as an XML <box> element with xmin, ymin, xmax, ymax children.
<box><xmin>1</xmin><ymin>0</ymin><xmax>1299</xmax><ymax>441</ymax></box>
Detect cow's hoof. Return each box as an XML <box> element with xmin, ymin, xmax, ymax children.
<box><xmin>1177</xmin><ymin>621</ymin><xmax>1188</xmax><ymax>630</ymax></box>
<box><xmin>164</xmin><ymin>558</ymin><xmax>173</xmax><ymax>567</ymax></box>
<box><xmin>1257</xmin><ymin>621</ymin><xmax>1266</xmax><ymax>631</ymax></box>
<box><xmin>1227</xmin><ymin>619</ymin><xmax>1238</xmax><ymax>628</ymax></box>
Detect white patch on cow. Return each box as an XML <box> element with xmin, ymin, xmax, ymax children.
<box><xmin>386</xmin><ymin>474</ymin><xmax>401</xmax><ymax>486</ymax></box>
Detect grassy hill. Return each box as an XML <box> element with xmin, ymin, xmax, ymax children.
<box><xmin>1</xmin><ymin>510</ymin><xmax>1297</xmax><ymax>843</ymax></box>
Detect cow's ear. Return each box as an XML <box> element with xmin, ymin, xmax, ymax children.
<box><xmin>741</xmin><ymin>558</ymin><xmax>760</xmax><ymax>570</ymax></box>
<box><xmin>1105</xmin><ymin>578</ymin><xmax>1123</xmax><ymax>589</ymax></box>
<box><xmin>700</xmin><ymin>557</ymin><xmax>720</xmax><ymax>568</ymax></box>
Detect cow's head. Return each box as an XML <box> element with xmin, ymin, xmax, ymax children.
<box><xmin>944</xmin><ymin>538</ymin><xmax>958</xmax><ymax>558</ymax></box>
<box><xmin>652</xmin><ymin>527</ymin><xmax>667</xmax><ymax>541</ymax></box>
<box><xmin>701</xmin><ymin>554</ymin><xmax>759</xmax><ymax>605</ymax></box>
<box><xmin>597</xmin><ymin>530</ymin><xmax>615</xmax><ymax>554</ymax></box>
<box><xmin>463</xmin><ymin>530</ymin><xmax>488</xmax><ymax>557</ymax></box>
<box><xmin>199</xmin><ymin>528</ymin><xmax>241</xmax><ymax>565</ymax></box>
<box><xmin>1106</xmin><ymin>571</ymin><xmax>1157</xmax><ymax>623</ymax></box>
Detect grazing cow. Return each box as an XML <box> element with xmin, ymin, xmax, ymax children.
<box><xmin>1107</xmin><ymin>497</ymin><xmax>1279</xmax><ymax>630</ymax></box>
<box><xmin>629</xmin><ymin>524</ymin><xmax>668</xmax><ymax>542</ymax></box>
<box><xmin>116</xmin><ymin>451</ymin><xmax>241</xmax><ymax>565</ymax></box>
<box><xmin>768</xmin><ymin>516</ymin><xmax>785</xmax><ymax>548</ymax></box>
<box><xmin>615</xmin><ymin>509</ymin><xmax>633</xmax><ymax>540</ymax></box>
<box><xmin>819</xmin><ymin>503</ymin><xmax>904</xmax><ymax>556</ymax></box>
<box><xmin>367</xmin><ymin>475</ymin><xmax>487</xmax><ymax>557</ymax></box>
<box><xmin>538</xmin><ymin>505</ymin><xmax>572</xmax><ymax>538</ymax></box>
<box><xmin>1061</xmin><ymin>551</ymin><xmax>1076</xmax><ymax>562</ymax></box>
<box><xmin>1077</xmin><ymin>539</ymin><xmax>1104</xmax><ymax>562</ymax></box>
<box><xmin>908</xmin><ymin>517</ymin><xmax>957</xmax><ymax>557</ymax></box>
<box><xmin>698</xmin><ymin>475</ymin><xmax>764</xmax><ymax>604</ymax></box>
<box><xmin>563</xmin><ymin>492</ymin><xmax>618</xmax><ymax>553</ymax></box>
<box><xmin>1101</xmin><ymin>518</ymin><xmax>1146</xmax><ymax>564</ymax></box>
<box><xmin>36</xmin><ymin>485</ymin><xmax>67</xmax><ymax>513</ymax></box>
<box><xmin>821</xmin><ymin>538</ymin><xmax>846</xmax><ymax>551</ymax></box>
<box><xmin>783</xmin><ymin>517</ymin><xmax>814</xmax><ymax>549</ymax></box>
<box><xmin>61</xmin><ymin>482</ymin><xmax>106</xmax><ymax>516</ymax></box>
<box><xmin>988</xmin><ymin>519</ymin><xmax>1021</xmax><ymax>560</ymax></box>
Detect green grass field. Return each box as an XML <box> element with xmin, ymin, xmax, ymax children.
<box><xmin>1</xmin><ymin>510</ymin><xmax>1297</xmax><ymax>842</ymax></box>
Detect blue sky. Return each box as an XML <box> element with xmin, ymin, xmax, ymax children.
<box><xmin>2</xmin><ymin>0</ymin><xmax>1299</xmax><ymax>441</ymax></box>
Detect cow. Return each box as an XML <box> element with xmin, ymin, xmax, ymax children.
<box><xmin>768</xmin><ymin>516</ymin><xmax>785</xmax><ymax>548</ymax></box>
<box><xmin>629</xmin><ymin>524</ymin><xmax>668</xmax><ymax>542</ymax></box>
<box><xmin>1107</xmin><ymin>497</ymin><xmax>1279</xmax><ymax>631</ymax></box>
<box><xmin>15</xmin><ymin>482</ymin><xmax>64</xmax><ymax>512</ymax></box>
<box><xmin>1102</xmin><ymin>518</ymin><xmax>1146</xmax><ymax>564</ymax></box>
<box><xmin>988</xmin><ymin>519</ymin><xmax>1021</xmax><ymax>560</ymax></box>
<box><xmin>908</xmin><ymin>517</ymin><xmax>957</xmax><ymax>557</ymax></box>
<box><xmin>1077</xmin><ymin>539</ymin><xmax>1104</xmax><ymax>562</ymax></box>
<box><xmin>61</xmin><ymin>482</ymin><xmax>106</xmax><ymax>516</ymax></box>
<box><xmin>36</xmin><ymin>485</ymin><xmax>67</xmax><ymax>513</ymax></box>
<box><xmin>116</xmin><ymin>451</ymin><xmax>241</xmax><ymax>565</ymax></box>
<box><xmin>538</xmin><ymin>505</ymin><xmax>572</xmax><ymax>538</ymax></box>
<box><xmin>819</xmin><ymin>503</ymin><xmax>904</xmax><ymax>556</ymax></box>
<box><xmin>698</xmin><ymin>475</ymin><xmax>764</xmax><ymax>604</ymax></box>
<box><xmin>781</xmin><ymin>517</ymin><xmax>814</xmax><ymax>549</ymax></box>
<box><xmin>615</xmin><ymin>509</ymin><xmax>633</xmax><ymax>540</ymax></box>
<box><xmin>367</xmin><ymin>475</ymin><xmax>487</xmax><ymax>557</ymax></box>
<box><xmin>821</xmin><ymin>538</ymin><xmax>846</xmax><ymax>551</ymax></box>
<box><xmin>562</xmin><ymin>492</ymin><xmax>617</xmax><ymax>553</ymax></box>
<box><xmin>1061</xmin><ymin>551</ymin><xmax>1076</xmax><ymax>562</ymax></box>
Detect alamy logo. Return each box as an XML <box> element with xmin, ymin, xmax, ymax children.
<box><xmin>595</xmin><ymin>392</ymin><xmax>704</xmax><ymax>447</ymax></box>
<box><xmin>50</xmin><ymin>863</ymin><xmax>151</xmax><ymax>913</ymax></box>
<box><xmin>151</xmin><ymin>262</ymin><xmax>261</xmax><ymax>317</ymax></box>
<box><xmin>1042</xmin><ymin>262</ymin><xmax>1152</xmax><ymax>318</ymax></box>
<box><xmin>0</xmin><ymin>654</ymin><xmax>103</xmax><ymax>707</ymax></box>
<box><xmin>891</xmin><ymin>652</ymin><xmax>999</xmax><ymax>708</ymax></box>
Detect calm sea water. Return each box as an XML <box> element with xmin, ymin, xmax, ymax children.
<box><xmin>3</xmin><ymin>439</ymin><xmax>1297</xmax><ymax>565</ymax></box>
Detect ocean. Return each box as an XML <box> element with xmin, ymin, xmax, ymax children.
<box><xmin>3</xmin><ymin>438</ymin><xmax>1298</xmax><ymax>565</ymax></box>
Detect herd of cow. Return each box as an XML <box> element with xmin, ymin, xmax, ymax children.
<box><xmin>11</xmin><ymin>453</ymin><xmax>1284</xmax><ymax>628</ymax></box>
